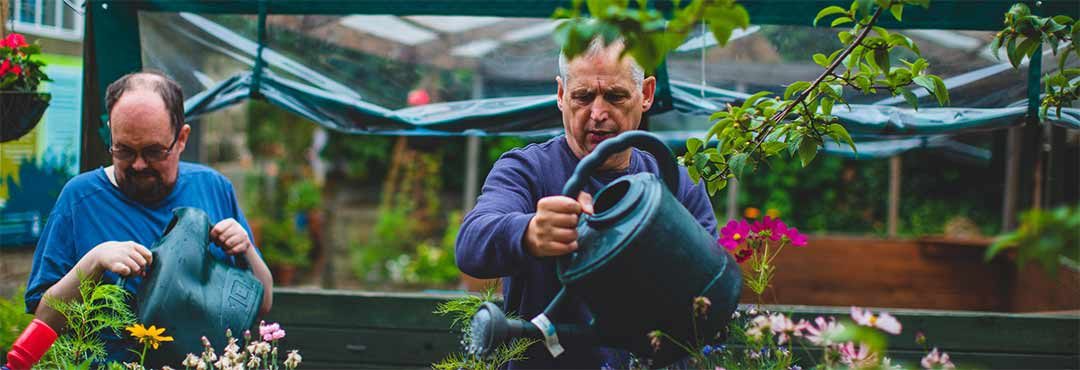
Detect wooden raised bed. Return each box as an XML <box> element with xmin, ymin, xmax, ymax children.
<box><xmin>761</xmin><ymin>236</ymin><xmax>1080</xmax><ymax>312</ymax></box>
<box><xmin>265</xmin><ymin>288</ymin><xmax>1080</xmax><ymax>369</ymax></box>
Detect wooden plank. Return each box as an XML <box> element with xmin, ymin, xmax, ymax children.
<box><xmin>266</xmin><ymin>288</ymin><xmax>464</xmax><ymax>330</ymax></box>
<box><xmin>275</xmin><ymin>326</ymin><xmax>460</xmax><ymax>367</ymax></box>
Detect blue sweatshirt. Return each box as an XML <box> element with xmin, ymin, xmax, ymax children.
<box><xmin>456</xmin><ymin>135</ymin><xmax>718</xmax><ymax>369</ymax></box>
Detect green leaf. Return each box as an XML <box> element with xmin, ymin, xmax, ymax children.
<box><xmin>831</xmin><ymin>17</ymin><xmax>854</xmax><ymax>27</ymax></box>
<box><xmin>838</xmin><ymin>31</ymin><xmax>854</xmax><ymax>45</ymax></box>
<box><xmin>854</xmin><ymin>0</ymin><xmax>874</xmax><ymax>20</ymax></box>
<box><xmin>913</xmin><ymin>75</ymin><xmax>935</xmax><ymax>95</ymax></box>
<box><xmin>929</xmin><ymin>74</ymin><xmax>949</xmax><ymax>107</ymax></box>
<box><xmin>687</xmin><ymin>162</ymin><xmax>702</xmax><ymax>184</ymax></box>
<box><xmin>741</xmin><ymin>91</ymin><xmax>773</xmax><ymax>110</ymax></box>
<box><xmin>889</xmin><ymin>3</ymin><xmax>903</xmax><ymax>21</ymax></box>
<box><xmin>821</xmin><ymin>97</ymin><xmax>835</xmax><ymax>116</ymax></box>
<box><xmin>729</xmin><ymin>153</ymin><xmax>749</xmax><ymax>180</ymax></box>
<box><xmin>813</xmin><ymin>53</ymin><xmax>830</xmax><ymax>67</ymax></box>
<box><xmin>1016</xmin><ymin>37</ymin><xmax>1040</xmax><ymax>61</ymax></box>
<box><xmin>901</xmin><ymin>88</ymin><xmax>919</xmax><ymax>111</ymax></box>
<box><xmin>784</xmin><ymin>81</ymin><xmax>811</xmax><ymax>100</ymax></box>
<box><xmin>687</xmin><ymin>137</ymin><xmax>703</xmax><ymax>155</ymax></box>
<box><xmin>828</xmin><ymin>123</ymin><xmax>857</xmax><ymax>152</ymax></box>
<box><xmin>1006</xmin><ymin>35</ymin><xmax>1023</xmax><ymax>69</ymax></box>
<box><xmin>797</xmin><ymin>137</ymin><xmax>819</xmax><ymax>167</ymax></box>
<box><xmin>763</xmin><ymin>141</ymin><xmax>787</xmax><ymax>156</ymax></box>
<box><xmin>989</xmin><ymin>35</ymin><xmax>1003</xmax><ymax>60</ymax></box>
<box><xmin>873</xmin><ymin>48</ymin><xmax>890</xmax><ymax>74</ymax></box>
<box><xmin>814</xmin><ymin>5</ymin><xmax>848</xmax><ymax>27</ymax></box>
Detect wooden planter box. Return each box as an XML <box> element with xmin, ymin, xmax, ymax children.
<box><xmin>759</xmin><ymin>236</ymin><xmax>1080</xmax><ymax>312</ymax></box>
<box><xmin>265</xmin><ymin>288</ymin><xmax>1080</xmax><ymax>369</ymax></box>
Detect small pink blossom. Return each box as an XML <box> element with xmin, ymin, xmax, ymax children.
<box><xmin>768</xmin><ymin>313</ymin><xmax>808</xmax><ymax>345</ymax></box>
<box><xmin>851</xmin><ymin>306</ymin><xmax>902</xmax><ymax>335</ymax></box>
<box><xmin>803</xmin><ymin>316</ymin><xmax>843</xmax><ymax>346</ymax></box>
<box><xmin>839</xmin><ymin>342</ymin><xmax>878</xmax><ymax>369</ymax></box>
<box><xmin>1</xmin><ymin>33</ymin><xmax>28</xmax><ymax>49</ymax></box>
<box><xmin>921</xmin><ymin>348</ymin><xmax>956</xmax><ymax>369</ymax></box>
<box><xmin>784</xmin><ymin>226</ymin><xmax>808</xmax><ymax>246</ymax></box>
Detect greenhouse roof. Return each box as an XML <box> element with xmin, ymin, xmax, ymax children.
<box><xmin>83</xmin><ymin>0</ymin><xmax>1080</xmax><ymax>161</ymax></box>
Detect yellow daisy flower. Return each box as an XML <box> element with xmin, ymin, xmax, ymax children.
<box><xmin>126</xmin><ymin>324</ymin><xmax>174</xmax><ymax>350</ymax></box>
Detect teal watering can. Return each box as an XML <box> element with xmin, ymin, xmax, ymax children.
<box><xmin>133</xmin><ymin>208</ymin><xmax>264</xmax><ymax>367</ymax></box>
<box><xmin>468</xmin><ymin>131</ymin><xmax>742</xmax><ymax>367</ymax></box>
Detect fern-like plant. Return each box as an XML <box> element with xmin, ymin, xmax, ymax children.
<box><xmin>431</xmin><ymin>288</ymin><xmax>540</xmax><ymax>370</ymax></box>
<box><xmin>37</xmin><ymin>272</ymin><xmax>136</xmax><ymax>368</ymax></box>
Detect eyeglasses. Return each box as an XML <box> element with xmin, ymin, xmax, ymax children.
<box><xmin>109</xmin><ymin>132</ymin><xmax>179</xmax><ymax>163</ymax></box>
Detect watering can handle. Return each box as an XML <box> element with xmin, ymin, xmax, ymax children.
<box><xmin>560</xmin><ymin>131</ymin><xmax>680</xmax><ymax>198</ymax></box>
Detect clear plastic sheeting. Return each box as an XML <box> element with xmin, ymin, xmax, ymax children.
<box><xmin>137</xmin><ymin>11</ymin><xmax>1076</xmax><ymax>152</ymax></box>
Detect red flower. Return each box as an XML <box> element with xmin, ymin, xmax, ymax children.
<box><xmin>10</xmin><ymin>64</ymin><xmax>22</xmax><ymax>76</ymax></box>
<box><xmin>1</xmin><ymin>33</ymin><xmax>29</xmax><ymax>49</ymax></box>
<box><xmin>735</xmin><ymin>247</ymin><xmax>753</xmax><ymax>263</ymax></box>
<box><xmin>0</xmin><ymin>59</ymin><xmax>10</xmax><ymax>76</ymax></box>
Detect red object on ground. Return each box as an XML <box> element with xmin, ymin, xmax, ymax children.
<box><xmin>5</xmin><ymin>319</ymin><xmax>57</xmax><ymax>370</ymax></box>
<box><xmin>407</xmin><ymin>88</ymin><xmax>431</xmax><ymax>106</ymax></box>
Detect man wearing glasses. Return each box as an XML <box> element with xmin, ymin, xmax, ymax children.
<box><xmin>24</xmin><ymin>71</ymin><xmax>274</xmax><ymax>362</ymax></box>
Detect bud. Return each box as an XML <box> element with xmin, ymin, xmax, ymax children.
<box><xmin>693</xmin><ymin>296</ymin><xmax>712</xmax><ymax>318</ymax></box>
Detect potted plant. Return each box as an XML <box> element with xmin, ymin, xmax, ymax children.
<box><xmin>0</xmin><ymin>32</ymin><xmax>51</xmax><ymax>142</ymax></box>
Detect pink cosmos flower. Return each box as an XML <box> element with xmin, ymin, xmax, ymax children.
<box><xmin>839</xmin><ymin>342</ymin><xmax>878</xmax><ymax>369</ymax></box>
<box><xmin>785</xmin><ymin>226</ymin><xmax>808</xmax><ymax>246</ymax></box>
<box><xmin>767</xmin><ymin>313</ymin><xmax>808</xmax><ymax>345</ymax></box>
<box><xmin>803</xmin><ymin>316</ymin><xmax>843</xmax><ymax>346</ymax></box>
<box><xmin>718</xmin><ymin>219</ymin><xmax>752</xmax><ymax>251</ymax></box>
<box><xmin>921</xmin><ymin>348</ymin><xmax>956</xmax><ymax>369</ymax></box>
<box><xmin>851</xmin><ymin>307</ymin><xmax>902</xmax><ymax>335</ymax></box>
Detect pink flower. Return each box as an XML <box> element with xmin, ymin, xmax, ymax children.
<box><xmin>750</xmin><ymin>215</ymin><xmax>777</xmax><ymax>234</ymax></box>
<box><xmin>785</xmin><ymin>227</ymin><xmax>808</xmax><ymax>246</ymax></box>
<box><xmin>839</xmin><ymin>342</ymin><xmax>878</xmax><ymax>369</ymax></box>
<box><xmin>851</xmin><ymin>307</ymin><xmax>902</xmax><ymax>335</ymax></box>
<box><xmin>921</xmin><ymin>348</ymin><xmax>956</xmax><ymax>369</ymax></box>
<box><xmin>803</xmin><ymin>316</ymin><xmax>843</xmax><ymax>346</ymax></box>
<box><xmin>1</xmin><ymin>33</ymin><xmax>28</xmax><ymax>49</ymax></box>
<box><xmin>767</xmin><ymin>313</ymin><xmax>808</xmax><ymax>345</ymax></box>
<box><xmin>0</xmin><ymin>59</ymin><xmax>10</xmax><ymax>76</ymax></box>
<box><xmin>718</xmin><ymin>219</ymin><xmax>751</xmax><ymax>251</ymax></box>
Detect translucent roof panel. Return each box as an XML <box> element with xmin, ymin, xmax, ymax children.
<box><xmin>666</xmin><ymin>25</ymin><xmax>1070</xmax><ymax>109</ymax></box>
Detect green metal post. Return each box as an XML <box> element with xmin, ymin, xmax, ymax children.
<box><xmin>81</xmin><ymin>0</ymin><xmax>143</xmax><ymax>171</ymax></box>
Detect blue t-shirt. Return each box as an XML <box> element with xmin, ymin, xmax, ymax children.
<box><xmin>455</xmin><ymin>135</ymin><xmax>718</xmax><ymax>369</ymax></box>
<box><xmin>24</xmin><ymin>162</ymin><xmax>255</xmax><ymax>362</ymax></box>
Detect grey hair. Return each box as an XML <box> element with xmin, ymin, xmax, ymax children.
<box><xmin>558</xmin><ymin>37</ymin><xmax>645</xmax><ymax>90</ymax></box>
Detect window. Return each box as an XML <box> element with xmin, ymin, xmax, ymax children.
<box><xmin>8</xmin><ymin>0</ymin><xmax>83</xmax><ymax>41</ymax></box>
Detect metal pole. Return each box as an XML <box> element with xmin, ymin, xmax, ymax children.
<box><xmin>1002</xmin><ymin>127</ymin><xmax>1021</xmax><ymax>231</ymax></box>
<box><xmin>464</xmin><ymin>135</ymin><xmax>480</xmax><ymax>212</ymax></box>
<box><xmin>888</xmin><ymin>155</ymin><xmax>901</xmax><ymax>237</ymax></box>
<box><xmin>463</xmin><ymin>74</ymin><xmax>484</xmax><ymax>212</ymax></box>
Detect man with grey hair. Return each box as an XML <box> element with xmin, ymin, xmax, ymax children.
<box><xmin>457</xmin><ymin>38</ymin><xmax>718</xmax><ymax>368</ymax></box>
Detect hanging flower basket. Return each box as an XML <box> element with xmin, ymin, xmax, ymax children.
<box><xmin>0</xmin><ymin>91</ymin><xmax>50</xmax><ymax>142</ymax></box>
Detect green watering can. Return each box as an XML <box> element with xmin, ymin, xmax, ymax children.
<box><xmin>134</xmin><ymin>207</ymin><xmax>264</xmax><ymax>367</ymax></box>
<box><xmin>469</xmin><ymin>131</ymin><xmax>742</xmax><ymax>367</ymax></box>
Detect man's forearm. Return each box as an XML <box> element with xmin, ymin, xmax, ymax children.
<box><xmin>244</xmin><ymin>247</ymin><xmax>274</xmax><ymax>316</ymax></box>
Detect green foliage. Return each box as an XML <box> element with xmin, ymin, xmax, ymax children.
<box><xmin>432</xmin><ymin>290</ymin><xmax>540</xmax><ymax>370</ymax></box>
<box><xmin>986</xmin><ymin>205</ymin><xmax>1080</xmax><ymax>277</ymax></box>
<box><xmin>38</xmin><ymin>273</ymin><xmax>136</xmax><ymax>368</ymax></box>
<box><xmin>554</xmin><ymin>0</ymin><xmax>750</xmax><ymax>75</ymax></box>
<box><xmin>258</xmin><ymin>216</ymin><xmax>313</xmax><ymax>268</ymax></box>
<box><xmin>0</xmin><ymin>288</ymin><xmax>33</xmax><ymax>355</ymax></box>
<box><xmin>384</xmin><ymin>212</ymin><xmax>463</xmax><ymax>285</ymax></box>
<box><xmin>991</xmin><ymin>3</ymin><xmax>1080</xmax><ymax>118</ymax></box>
<box><xmin>684</xmin><ymin>0</ymin><xmax>945</xmax><ymax>193</ymax></box>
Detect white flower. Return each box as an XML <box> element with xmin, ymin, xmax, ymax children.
<box><xmin>246</xmin><ymin>355</ymin><xmax>261</xmax><ymax>369</ymax></box>
<box><xmin>921</xmin><ymin>348</ymin><xmax>956</xmax><ymax>369</ymax></box>
<box><xmin>284</xmin><ymin>349</ymin><xmax>303</xmax><ymax>369</ymax></box>
<box><xmin>182</xmin><ymin>354</ymin><xmax>201</xmax><ymax>368</ymax></box>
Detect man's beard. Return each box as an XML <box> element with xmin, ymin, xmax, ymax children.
<box><xmin>117</xmin><ymin>167</ymin><xmax>173</xmax><ymax>205</ymax></box>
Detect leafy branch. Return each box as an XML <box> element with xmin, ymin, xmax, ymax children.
<box><xmin>990</xmin><ymin>3</ymin><xmax>1080</xmax><ymax>118</ymax></box>
<box><xmin>551</xmin><ymin>0</ymin><xmax>949</xmax><ymax>195</ymax></box>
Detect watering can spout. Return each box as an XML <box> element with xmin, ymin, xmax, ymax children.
<box><xmin>468</xmin><ymin>302</ymin><xmax>596</xmax><ymax>357</ymax></box>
